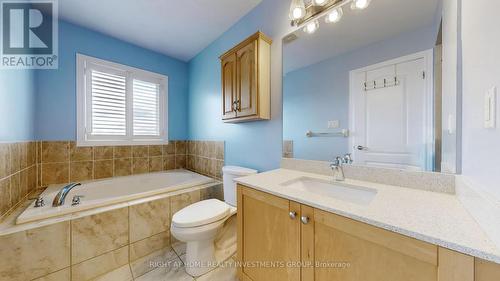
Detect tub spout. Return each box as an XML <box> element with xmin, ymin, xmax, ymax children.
<box><xmin>53</xmin><ymin>183</ymin><xmax>81</xmax><ymax>207</ymax></box>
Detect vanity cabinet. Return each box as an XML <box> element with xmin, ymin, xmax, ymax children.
<box><xmin>237</xmin><ymin>184</ymin><xmax>500</xmax><ymax>281</ymax></box>
<box><xmin>236</xmin><ymin>185</ymin><xmax>301</xmax><ymax>281</ymax></box>
<box><xmin>220</xmin><ymin>31</ymin><xmax>271</xmax><ymax>122</ymax></box>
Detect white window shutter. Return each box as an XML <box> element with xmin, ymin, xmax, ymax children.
<box><xmin>133</xmin><ymin>79</ymin><xmax>160</xmax><ymax>136</ymax></box>
<box><xmin>77</xmin><ymin>54</ymin><xmax>168</xmax><ymax>146</ymax></box>
<box><xmin>90</xmin><ymin>70</ymin><xmax>127</xmax><ymax>136</ymax></box>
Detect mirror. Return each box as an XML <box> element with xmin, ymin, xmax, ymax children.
<box><xmin>283</xmin><ymin>0</ymin><xmax>458</xmax><ymax>173</ymax></box>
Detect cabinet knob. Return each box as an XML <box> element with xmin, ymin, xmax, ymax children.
<box><xmin>301</xmin><ymin>216</ymin><xmax>310</xmax><ymax>224</ymax></box>
<box><xmin>289</xmin><ymin>211</ymin><xmax>297</xmax><ymax>220</ymax></box>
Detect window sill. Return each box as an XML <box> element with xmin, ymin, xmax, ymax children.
<box><xmin>76</xmin><ymin>139</ymin><xmax>170</xmax><ymax>147</ymax></box>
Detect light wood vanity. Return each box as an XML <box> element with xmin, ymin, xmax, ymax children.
<box><xmin>236</xmin><ymin>184</ymin><xmax>500</xmax><ymax>281</ymax></box>
<box><xmin>219</xmin><ymin>31</ymin><xmax>271</xmax><ymax>122</ymax></box>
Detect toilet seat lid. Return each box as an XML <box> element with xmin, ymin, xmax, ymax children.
<box><xmin>172</xmin><ymin>199</ymin><xmax>230</xmax><ymax>228</ymax></box>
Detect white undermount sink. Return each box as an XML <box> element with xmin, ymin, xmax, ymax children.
<box><xmin>281</xmin><ymin>177</ymin><xmax>377</xmax><ymax>205</ymax></box>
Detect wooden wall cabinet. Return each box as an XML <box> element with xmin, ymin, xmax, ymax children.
<box><xmin>237</xmin><ymin>184</ymin><xmax>500</xmax><ymax>281</ymax></box>
<box><xmin>220</xmin><ymin>31</ymin><xmax>272</xmax><ymax>123</ymax></box>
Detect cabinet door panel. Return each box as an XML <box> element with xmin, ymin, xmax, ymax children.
<box><xmin>300</xmin><ymin>205</ymin><xmax>315</xmax><ymax>281</ymax></box>
<box><xmin>221</xmin><ymin>54</ymin><xmax>236</xmax><ymax>119</ymax></box>
<box><xmin>438</xmin><ymin>248</ymin><xmax>473</xmax><ymax>281</ymax></box>
<box><xmin>236</xmin><ymin>41</ymin><xmax>258</xmax><ymax>117</ymax></box>
<box><xmin>314</xmin><ymin>209</ymin><xmax>438</xmax><ymax>281</ymax></box>
<box><xmin>237</xmin><ymin>185</ymin><xmax>300</xmax><ymax>281</ymax></box>
<box><xmin>475</xmin><ymin>258</ymin><xmax>500</xmax><ymax>281</ymax></box>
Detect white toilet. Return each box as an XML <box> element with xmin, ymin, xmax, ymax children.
<box><xmin>171</xmin><ymin>166</ymin><xmax>257</xmax><ymax>277</ymax></box>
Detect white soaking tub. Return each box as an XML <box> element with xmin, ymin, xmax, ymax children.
<box><xmin>16</xmin><ymin>169</ymin><xmax>214</xmax><ymax>224</ymax></box>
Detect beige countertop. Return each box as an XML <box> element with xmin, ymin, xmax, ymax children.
<box><xmin>235</xmin><ymin>168</ymin><xmax>500</xmax><ymax>264</ymax></box>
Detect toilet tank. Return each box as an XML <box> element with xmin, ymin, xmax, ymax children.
<box><xmin>222</xmin><ymin>166</ymin><xmax>257</xmax><ymax>207</ymax></box>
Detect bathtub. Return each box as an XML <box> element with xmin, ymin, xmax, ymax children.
<box><xmin>16</xmin><ymin>169</ymin><xmax>215</xmax><ymax>224</ymax></box>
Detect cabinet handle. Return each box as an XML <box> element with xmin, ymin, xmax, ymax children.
<box><xmin>232</xmin><ymin>100</ymin><xmax>240</xmax><ymax>112</ymax></box>
<box><xmin>301</xmin><ymin>216</ymin><xmax>310</xmax><ymax>224</ymax></box>
<box><xmin>289</xmin><ymin>211</ymin><xmax>297</xmax><ymax>220</ymax></box>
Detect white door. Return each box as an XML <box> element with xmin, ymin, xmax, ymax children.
<box><xmin>350</xmin><ymin>53</ymin><xmax>433</xmax><ymax>170</ymax></box>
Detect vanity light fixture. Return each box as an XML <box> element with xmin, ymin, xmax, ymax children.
<box><xmin>312</xmin><ymin>0</ymin><xmax>328</xmax><ymax>6</ymax></box>
<box><xmin>351</xmin><ymin>0</ymin><xmax>371</xmax><ymax>10</ymax></box>
<box><xmin>291</xmin><ymin>0</ymin><xmax>373</xmax><ymax>34</ymax></box>
<box><xmin>303</xmin><ymin>20</ymin><xmax>319</xmax><ymax>34</ymax></box>
<box><xmin>325</xmin><ymin>7</ymin><xmax>343</xmax><ymax>23</ymax></box>
<box><xmin>289</xmin><ymin>0</ymin><xmax>306</xmax><ymax>20</ymax></box>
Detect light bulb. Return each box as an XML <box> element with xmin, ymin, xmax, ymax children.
<box><xmin>325</xmin><ymin>7</ymin><xmax>343</xmax><ymax>23</ymax></box>
<box><xmin>292</xmin><ymin>7</ymin><xmax>304</xmax><ymax>19</ymax></box>
<box><xmin>352</xmin><ymin>0</ymin><xmax>371</xmax><ymax>10</ymax></box>
<box><xmin>303</xmin><ymin>20</ymin><xmax>319</xmax><ymax>34</ymax></box>
<box><xmin>289</xmin><ymin>0</ymin><xmax>306</xmax><ymax>20</ymax></box>
<box><xmin>313</xmin><ymin>0</ymin><xmax>328</xmax><ymax>6</ymax></box>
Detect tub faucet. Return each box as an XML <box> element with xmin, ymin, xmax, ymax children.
<box><xmin>330</xmin><ymin>153</ymin><xmax>353</xmax><ymax>181</ymax></box>
<box><xmin>53</xmin><ymin>183</ymin><xmax>81</xmax><ymax>207</ymax></box>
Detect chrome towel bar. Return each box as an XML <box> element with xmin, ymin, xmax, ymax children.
<box><xmin>306</xmin><ymin>129</ymin><xmax>349</xmax><ymax>138</ymax></box>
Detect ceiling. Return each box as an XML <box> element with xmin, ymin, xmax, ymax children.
<box><xmin>283</xmin><ymin>0</ymin><xmax>440</xmax><ymax>73</ymax></box>
<box><xmin>57</xmin><ymin>0</ymin><xmax>263</xmax><ymax>61</ymax></box>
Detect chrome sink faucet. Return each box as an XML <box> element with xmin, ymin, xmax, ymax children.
<box><xmin>330</xmin><ymin>153</ymin><xmax>353</xmax><ymax>181</ymax></box>
<box><xmin>53</xmin><ymin>182</ymin><xmax>81</xmax><ymax>207</ymax></box>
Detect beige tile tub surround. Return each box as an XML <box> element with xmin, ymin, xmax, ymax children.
<box><xmin>186</xmin><ymin>141</ymin><xmax>224</xmax><ymax>180</ymax></box>
<box><xmin>0</xmin><ymin>184</ymin><xmax>224</xmax><ymax>281</ymax></box>
<box><xmin>0</xmin><ymin>140</ymin><xmax>226</xmax><ymax>279</ymax></box>
<box><xmin>32</xmin><ymin>268</ymin><xmax>71</xmax><ymax>281</ymax></box>
<box><xmin>38</xmin><ymin>141</ymin><xmax>189</xmax><ymax>186</ymax></box>
<box><xmin>281</xmin><ymin>157</ymin><xmax>455</xmax><ymax>194</ymax></box>
<box><xmin>71</xmin><ymin>207</ymin><xmax>129</xmax><ymax>264</ymax></box>
<box><xmin>130</xmin><ymin>231</ymin><xmax>170</xmax><ymax>262</ymax></box>
<box><xmin>129</xmin><ymin>197</ymin><xmax>170</xmax><ymax>243</ymax></box>
<box><xmin>0</xmin><ymin>221</ymin><xmax>70</xmax><ymax>281</ymax></box>
<box><xmin>0</xmin><ymin>142</ymin><xmax>37</xmax><ymax>220</ymax></box>
<box><xmin>71</xmin><ymin>245</ymin><xmax>129</xmax><ymax>281</ymax></box>
<box><xmin>35</xmin><ymin>140</ymin><xmax>224</xmax><ymax>188</ymax></box>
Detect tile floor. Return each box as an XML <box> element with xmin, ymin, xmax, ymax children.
<box><xmin>135</xmin><ymin>242</ymin><xmax>238</xmax><ymax>281</ymax></box>
<box><xmin>94</xmin><ymin>242</ymin><xmax>238</xmax><ymax>281</ymax></box>
<box><xmin>96</xmin><ymin>214</ymin><xmax>238</xmax><ymax>281</ymax></box>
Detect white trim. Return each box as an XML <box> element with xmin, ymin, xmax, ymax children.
<box><xmin>76</xmin><ymin>139</ymin><xmax>170</xmax><ymax>147</ymax></box>
<box><xmin>76</xmin><ymin>54</ymin><xmax>168</xmax><ymax>147</ymax></box>
<box><xmin>348</xmin><ymin>49</ymin><xmax>435</xmax><ymax>170</ymax></box>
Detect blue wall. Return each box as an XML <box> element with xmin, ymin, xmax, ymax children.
<box><xmin>187</xmin><ymin>0</ymin><xmax>291</xmax><ymax>172</ymax></box>
<box><xmin>1</xmin><ymin>0</ymin><xmax>439</xmax><ymax>174</ymax></box>
<box><xmin>35</xmin><ymin>20</ymin><xmax>189</xmax><ymax>140</ymax></box>
<box><xmin>283</xmin><ymin>25</ymin><xmax>438</xmax><ymax>161</ymax></box>
<box><xmin>0</xmin><ymin>69</ymin><xmax>36</xmax><ymax>141</ymax></box>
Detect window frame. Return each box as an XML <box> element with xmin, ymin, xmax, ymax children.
<box><xmin>76</xmin><ymin>54</ymin><xmax>168</xmax><ymax>147</ymax></box>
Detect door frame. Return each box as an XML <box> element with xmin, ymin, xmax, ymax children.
<box><xmin>348</xmin><ymin>49</ymin><xmax>435</xmax><ymax>171</ymax></box>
